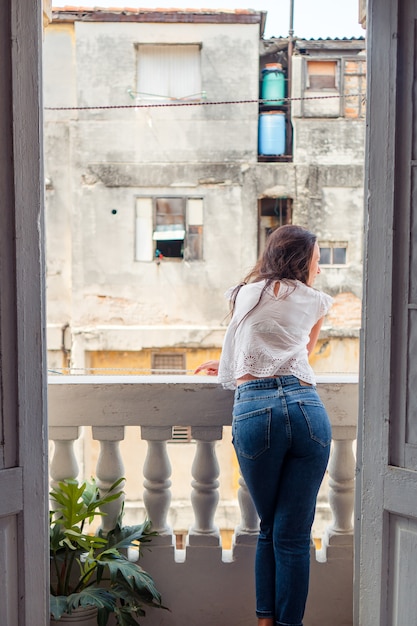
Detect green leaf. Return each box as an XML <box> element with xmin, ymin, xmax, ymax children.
<box><xmin>66</xmin><ymin>588</ymin><xmax>116</xmax><ymax>612</ymax></box>
<box><xmin>50</xmin><ymin>478</ymin><xmax>166</xmax><ymax>622</ymax></box>
<box><xmin>97</xmin><ymin>607</ymin><xmax>111</xmax><ymax>626</ymax></box>
<box><xmin>63</xmin><ymin>529</ymin><xmax>107</xmax><ymax>551</ymax></box>
<box><xmin>50</xmin><ymin>478</ymin><xmax>124</xmax><ymax>531</ymax></box>
<box><xmin>102</xmin><ymin>559</ymin><xmax>162</xmax><ymax>605</ymax></box>
<box><xmin>50</xmin><ymin>595</ymin><xmax>69</xmax><ymax>619</ymax></box>
<box><xmin>114</xmin><ymin>605</ymin><xmax>146</xmax><ymax>626</ymax></box>
<box><xmin>105</xmin><ymin>521</ymin><xmax>156</xmax><ymax>553</ymax></box>
<box><xmin>50</xmin><ymin>522</ymin><xmax>66</xmax><ymax>552</ymax></box>
<box><xmin>110</xmin><ymin>580</ymin><xmax>163</xmax><ymax>610</ymax></box>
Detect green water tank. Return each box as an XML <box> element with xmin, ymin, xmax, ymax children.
<box><xmin>261</xmin><ymin>63</ymin><xmax>285</xmax><ymax>106</ymax></box>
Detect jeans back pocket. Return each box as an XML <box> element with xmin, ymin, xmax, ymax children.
<box><xmin>232</xmin><ymin>407</ymin><xmax>271</xmax><ymax>460</ymax></box>
<box><xmin>298</xmin><ymin>400</ymin><xmax>332</xmax><ymax>447</ymax></box>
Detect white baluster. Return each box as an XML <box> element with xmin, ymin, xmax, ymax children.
<box><xmin>141</xmin><ymin>426</ymin><xmax>173</xmax><ymax>545</ymax></box>
<box><xmin>328</xmin><ymin>438</ymin><xmax>355</xmax><ymax>535</ymax></box>
<box><xmin>318</xmin><ymin>434</ymin><xmax>356</xmax><ymax>560</ymax></box>
<box><xmin>234</xmin><ymin>470</ymin><xmax>259</xmax><ymax>546</ymax></box>
<box><xmin>49</xmin><ymin>426</ymin><xmax>80</xmax><ymax>491</ymax></box>
<box><xmin>93</xmin><ymin>426</ymin><xmax>125</xmax><ymax>534</ymax></box>
<box><xmin>188</xmin><ymin>426</ymin><xmax>221</xmax><ymax>547</ymax></box>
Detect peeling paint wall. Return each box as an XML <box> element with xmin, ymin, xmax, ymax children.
<box><xmin>43</xmin><ymin>18</ymin><xmax>365</xmax><ymax>376</ymax></box>
<box><xmin>44</xmin><ymin>20</ymin><xmax>261</xmax><ymax>359</ymax></box>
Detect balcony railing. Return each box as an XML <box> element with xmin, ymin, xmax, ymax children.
<box><xmin>48</xmin><ymin>375</ymin><xmax>357</xmax><ymax>626</ymax></box>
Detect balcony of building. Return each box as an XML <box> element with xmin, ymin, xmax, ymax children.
<box><xmin>48</xmin><ymin>374</ymin><xmax>357</xmax><ymax>626</ymax></box>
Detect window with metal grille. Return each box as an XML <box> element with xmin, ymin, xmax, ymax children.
<box><xmin>151</xmin><ymin>352</ymin><xmax>186</xmax><ymax>374</ymax></box>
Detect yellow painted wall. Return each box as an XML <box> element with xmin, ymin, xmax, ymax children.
<box><xmin>87</xmin><ymin>347</ymin><xmax>222</xmax><ymax>375</ymax></box>
<box><xmin>310</xmin><ymin>336</ymin><xmax>360</xmax><ymax>375</ymax></box>
<box><xmin>45</xmin><ymin>22</ymin><xmax>75</xmax><ymax>40</ymax></box>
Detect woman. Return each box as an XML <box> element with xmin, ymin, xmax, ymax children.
<box><xmin>195</xmin><ymin>224</ymin><xmax>333</xmax><ymax>626</ymax></box>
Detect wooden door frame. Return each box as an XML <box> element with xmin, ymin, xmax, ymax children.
<box><xmin>356</xmin><ymin>0</ymin><xmax>411</xmax><ymax>623</ymax></box>
<box><xmin>0</xmin><ymin>1</ymin><xmax>49</xmax><ymax>623</ymax></box>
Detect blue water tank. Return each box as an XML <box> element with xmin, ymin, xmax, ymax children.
<box><xmin>258</xmin><ymin>112</ymin><xmax>286</xmax><ymax>156</ymax></box>
<box><xmin>261</xmin><ymin>63</ymin><xmax>285</xmax><ymax>106</ymax></box>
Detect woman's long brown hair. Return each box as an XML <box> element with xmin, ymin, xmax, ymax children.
<box><xmin>229</xmin><ymin>224</ymin><xmax>317</xmax><ymax>317</ymax></box>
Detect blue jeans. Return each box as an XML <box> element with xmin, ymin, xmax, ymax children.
<box><xmin>232</xmin><ymin>376</ymin><xmax>331</xmax><ymax>626</ymax></box>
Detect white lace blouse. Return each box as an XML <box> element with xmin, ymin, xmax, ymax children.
<box><xmin>218</xmin><ymin>279</ymin><xmax>333</xmax><ymax>390</ymax></box>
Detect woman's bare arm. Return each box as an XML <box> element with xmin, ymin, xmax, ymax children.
<box><xmin>194</xmin><ymin>360</ymin><xmax>220</xmax><ymax>376</ymax></box>
<box><xmin>307</xmin><ymin>317</ymin><xmax>324</xmax><ymax>355</ymax></box>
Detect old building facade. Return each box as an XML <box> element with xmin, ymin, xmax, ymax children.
<box><xmin>44</xmin><ymin>8</ymin><xmax>365</xmax><ymax>379</ymax></box>
<box><xmin>43</xmin><ymin>8</ymin><xmax>365</xmax><ymax>542</ymax></box>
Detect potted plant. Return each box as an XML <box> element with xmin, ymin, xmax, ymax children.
<box><xmin>50</xmin><ymin>477</ymin><xmax>166</xmax><ymax>625</ymax></box>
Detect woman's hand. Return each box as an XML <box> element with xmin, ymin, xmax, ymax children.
<box><xmin>194</xmin><ymin>360</ymin><xmax>220</xmax><ymax>376</ymax></box>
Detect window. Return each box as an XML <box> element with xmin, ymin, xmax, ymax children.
<box><xmin>135</xmin><ymin>196</ymin><xmax>204</xmax><ymax>262</ymax></box>
<box><xmin>151</xmin><ymin>352</ymin><xmax>186</xmax><ymax>374</ymax></box>
<box><xmin>302</xmin><ymin>57</ymin><xmax>366</xmax><ymax>118</ymax></box>
<box><xmin>344</xmin><ymin>59</ymin><xmax>366</xmax><ymax>118</ymax></box>
<box><xmin>319</xmin><ymin>243</ymin><xmax>347</xmax><ymax>265</ymax></box>
<box><xmin>136</xmin><ymin>44</ymin><xmax>202</xmax><ymax>101</ymax></box>
<box><xmin>154</xmin><ymin>197</ymin><xmax>185</xmax><ymax>258</ymax></box>
<box><xmin>306</xmin><ymin>61</ymin><xmax>338</xmax><ymax>90</ymax></box>
<box><xmin>258</xmin><ymin>197</ymin><xmax>292</xmax><ymax>255</ymax></box>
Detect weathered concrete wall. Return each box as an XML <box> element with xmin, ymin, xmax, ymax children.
<box><xmin>43</xmin><ymin>24</ymin><xmax>76</xmax><ymax>328</ymax></box>
<box><xmin>43</xmin><ymin>19</ymin><xmax>365</xmax><ymax>371</ymax></box>
<box><xmin>290</xmin><ymin>51</ymin><xmax>365</xmax><ymax>300</ymax></box>
<box><xmin>44</xmin><ymin>20</ymin><xmax>262</xmax><ymax>353</ymax></box>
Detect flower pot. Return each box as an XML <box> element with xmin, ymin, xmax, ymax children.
<box><xmin>50</xmin><ymin>605</ymin><xmax>98</xmax><ymax>625</ymax></box>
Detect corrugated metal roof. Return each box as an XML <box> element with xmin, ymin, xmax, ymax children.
<box><xmin>266</xmin><ymin>35</ymin><xmax>365</xmax><ymax>42</ymax></box>
<box><xmin>293</xmin><ymin>36</ymin><xmax>366</xmax><ymax>52</ymax></box>
<box><xmin>300</xmin><ymin>36</ymin><xmax>365</xmax><ymax>41</ymax></box>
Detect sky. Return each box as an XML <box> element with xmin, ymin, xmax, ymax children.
<box><xmin>51</xmin><ymin>0</ymin><xmax>365</xmax><ymax>40</ymax></box>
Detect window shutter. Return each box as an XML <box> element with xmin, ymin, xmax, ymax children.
<box><xmin>135</xmin><ymin>197</ymin><xmax>153</xmax><ymax>261</ymax></box>
<box><xmin>137</xmin><ymin>44</ymin><xmax>201</xmax><ymax>101</ymax></box>
<box><xmin>186</xmin><ymin>198</ymin><xmax>204</xmax><ymax>261</ymax></box>
<box><xmin>307</xmin><ymin>60</ymin><xmax>337</xmax><ymax>89</ymax></box>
